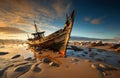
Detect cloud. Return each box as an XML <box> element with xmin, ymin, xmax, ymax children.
<box><xmin>84</xmin><ymin>17</ymin><xmax>91</xmax><ymax>21</ymax></box>
<box><xmin>0</xmin><ymin>0</ymin><xmax>71</xmax><ymax>28</ymax></box>
<box><xmin>0</xmin><ymin>27</ymin><xmax>26</xmax><ymax>34</ymax></box>
<box><xmin>38</xmin><ymin>22</ymin><xmax>60</xmax><ymax>29</ymax></box>
<box><xmin>0</xmin><ymin>0</ymin><xmax>72</xmax><ymax>39</ymax></box>
<box><xmin>52</xmin><ymin>0</ymin><xmax>71</xmax><ymax>17</ymax></box>
<box><xmin>95</xmin><ymin>32</ymin><xmax>104</xmax><ymax>34</ymax></box>
<box><xmin>0</xmin><ymin>21</ymin><xmax>8</xmax><ymax>27</ymax></box>
<box><xmin>7</xmin><ymin>36</ymin><xmax>17</xmax><ymax>37</ymax></box>
<box><xmin>15</xmin><ymin>16</ymin><xmax>29</xmax><ymax>24</ymax></box>
<box><xmin>84</xmin><ymin>16</ymin><xmax>106</xmax><ymax>24</ymax></box>
<box><xmin>91</xmin><ymin>19</ymin><xmax>102</xmax><ymax>24</ymax></box>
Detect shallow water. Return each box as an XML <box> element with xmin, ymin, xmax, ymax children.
<box><xmin>67</xmin><ymin>47</ymin><xmax>120</xmax><ymax>68</ymax></box>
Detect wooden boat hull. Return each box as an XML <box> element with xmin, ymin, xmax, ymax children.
<box><xmin>27</xmin><ymin>10</ymin><xmax>75</xmax><ymax>57</ymax></box>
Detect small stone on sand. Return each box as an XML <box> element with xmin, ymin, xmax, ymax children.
<box><xmin>91</xmin><ymin>64</ymin><xmax>99</xmax><ymax>69</ymax></box>
<box><xmin>102</xmin><ymin>71</ymin><xmax>111</xmax><ymax>76</ymax></box>
<box><xmin>42</xmin><ymin>57</ymin><xmax>51</xmax><ymax>63</ymax></box>
<box><xmin>49</xmin><ymin>62</ymin><xmax>59</xmax><ymax>67</ymax></box>
<box><xmin>99</xmin><ymin>64</ymin><xmax>106</xmax><ymax>69</ymax></box>
<box><xmin>71</xmin><ymin>58</ymin><xmax>79</xmax><ymax>62</ymax></box>
<box><xmin>84</xmin><ymin>59</ymin><xmax>91</xmax><ymax>63</ymax></box>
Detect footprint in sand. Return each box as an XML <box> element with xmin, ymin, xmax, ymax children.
<box><xmin>6</xmin><ymin>64</ymin><xmax>32</xmax><ymax>78</ymax></box>
<box><xmin>0</xmin><ymin>52</ymin><xmax>9</xmax><ymax>55</ymax></box>
<box><xmin>11</xmin><ymin>54</ymin><xmax>21</xmax><ymax>59</ymax></box>
<box><xmin>31</xmin><ymin>63</ymin><xmax>41</xmax><ymax>72</ymax></box>
<box><xmin>0</xmin><ymin>64</ymin><xmax>14</xmax><ymax>78</ymax></box>
<box><xmin>14</xmin><ymin>65</ymin><xmax>31</xmax><ymax>72</ymax></box>
<box><xmin>15</xmin><ymin>63</ymin><xmax>41</xmax><ymax>78</ymax></box>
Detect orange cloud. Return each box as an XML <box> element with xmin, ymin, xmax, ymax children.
<box><xmin>0</xmin><ymin>21</ymin><xmax>8</xmax><ymax>27</ymax></box>
<box><xmin>15</xmin><ymin>16</ymin><xmax>29</xmax><ymax>24</ymax></box>
<box><xmin>0</xmin><ymin>27</ymin><xmax>26</xmax><ymax>34</ymax></box>
<box><xmin>0</xmin><ymin>0</ymin><xmax>72</xmax><ymax>39</ymax></box>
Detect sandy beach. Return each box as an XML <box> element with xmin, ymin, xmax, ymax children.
<box><xmin>0</xmin><ymin>0</ymin><xmax>120</xmax><ymax>78</ymax></box>
<box><xmin>0</xmin><ymin>43</ymin><xmax>120</xmax><ymax>78</ymax></box>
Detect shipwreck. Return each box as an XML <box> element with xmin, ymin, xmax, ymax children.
<box><xmin>27</xmin><ymin>10</ymin><xmax>75</xmax><ymax>57</ymax></box>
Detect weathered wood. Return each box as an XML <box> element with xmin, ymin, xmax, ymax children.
<box><xmin>27</xmin><ymin>10</ymin><xmax>75</xmax><ymax>57</ymax></box>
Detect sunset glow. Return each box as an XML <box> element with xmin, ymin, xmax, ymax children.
<box><xmin>0</xmin><ymin>0</ymin><xmax>120</xmax><ymax>40</ymax></box>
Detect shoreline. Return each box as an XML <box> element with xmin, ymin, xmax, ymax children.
<box><xmin>0</xmin><ymin>42</ymin><xmax>120</xmax><ymax>78</ymax></box>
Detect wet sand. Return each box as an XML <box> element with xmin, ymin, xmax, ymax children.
<box><xmin>0</xmin><ymin>44</ymin><xmax>120</xmax><ymax>78</ymax></box>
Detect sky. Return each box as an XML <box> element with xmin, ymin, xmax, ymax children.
<box><xmin>0</xmin><ymin>0</ymin><xmax>120</xmax><ymax>40</ymax></box>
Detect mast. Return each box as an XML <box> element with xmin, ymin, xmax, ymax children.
<box><xmin>34</xmin><ymin>21</ymin><xmax>38</xmax><ymax>33</ymax></box>
<box><xmin>33</xmin><ymin>21</ymin><xmax>40</xmax><ymax>38</ymax></box>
